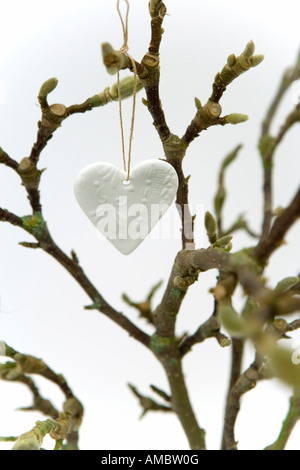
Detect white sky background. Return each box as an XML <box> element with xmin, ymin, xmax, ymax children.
<box><xmin>0</xmin><ymin>0</ymin><xmax>300</xmax><ymax>451</ymax></box>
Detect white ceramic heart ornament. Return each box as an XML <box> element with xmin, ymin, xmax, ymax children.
<box><xmin>73</xmin><ymin>160</ymin><xmax>178</xmax><ymax>254</ymax></box>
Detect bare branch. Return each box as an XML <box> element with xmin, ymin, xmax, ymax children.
<box><xmin>0</xmin><ymin>147</ymin><xmax>19</xmax><ymax>171</ymax></box>
<box><xmin>265</xmin><ymin>392</ymin><xmax>300</xmax><ymax>450</ymax></box>
<box><xmin>223</xmin><ymin>354</ymin><xmax>272</xmax><ymax>450</ymax></box>
<box><xmin>149</xmin><ymin>384</ymin><xmax>171</xmax><ymax>403</ymax></box>
<box><xmin>214</xmin><ymin>145</ymin><xmax>242</xmax><ymax>235</ymax></box>
<box><xmin>128</xmin><ymin>384</ymin><xmax>172</xmax><ymax>419</ymax></box>
<box><xmin>0</xmin><ymin>208</ymin><xmax>23</xmax><ymax>228</ymax></box>
<box><xmin>179</xmin><ymin>308</ymin><xmax>231</xmax><ymax>357</ymax></box>
<box><xmin>122</xmin><ymin>280</ymin><xmax>163</xmax><ymax>325</ymax></box>
<box><xmin>262</xmin><ymin>50</ymin><xmax>300</xmax><ymax>136</ymax></box>
<box><xmin>254</xmin><ymin>186</ymin><xmax>300</xmax><ymax>265</ymax></box>
<box><xmin>0</xmin><ymin>362</ymin><xmax>58</xmax><ymax>417</ymax></box>
<box><xmin>182</xmin><ymin>41</ymin><xmax>263</xmax><ymax>146</ymax></box>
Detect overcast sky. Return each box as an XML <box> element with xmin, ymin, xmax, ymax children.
<box><xmin>1</xmin><ymin>0</ymin><xmax>300</xmax><ymax>450</ymax></box>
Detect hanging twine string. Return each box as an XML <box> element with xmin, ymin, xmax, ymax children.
<box><xmin>116</xmin><ymin>0</ymin><xmax>138</xmax><ymax>181</ymax></box>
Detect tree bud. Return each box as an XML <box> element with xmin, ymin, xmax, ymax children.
<box><xmin>275</xmin><ymin>276</ymin><xmax>299</xmax><ymax>294</ymax></box>
<box><xmin>225</xmin><ymin>113</ymin><xmax>249</xmax><ymax>124</ymax></box>
<box><xmin>38</xmin><ymin>78</ymin><xmax>58</xmax><ymax>98</ymax></box>
<box><xmin>251</xmin><ymin>54</ymin><xmax>264</xmax><ymax>67</ymax></box>
<box><xmin>243</xmin><ymin>40</ymin><xmax>255</xmax><ymax>59</ymax></box>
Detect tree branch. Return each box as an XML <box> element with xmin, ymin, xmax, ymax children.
<box><xmin>122</xmin><ymin>280</ymin><xmax>163</xmax><ymax>325</ymax></box>
<box><xmin>38</xmin><ymin>228</ymin><xmax>152</xmax><ymax>349</ymax></box>
<box><xmin>265</xmin><ymin>392</ymin><xmax>300</xmax><ymax>450</ymax></box>
<box><xmin>0</xmin><ymin>362</ymin><xmax>58</xmax><ymax>417</ymax></box>
<box><xmin>221</xmin><ymin>338</ymin><xmax>245</xmax><ymax>449</ymax></box>
<box><xmin>259</xmin><ymin>51</ymin><xmax>300</xmax><ymax>241</ymax></box>
<box><xmin>262</xmin><ymin>49</ymin><xmax>300</xmax><ymax>136</ymax></box>
<box><xmin>182</xmin><ymin>41</ymin><xmax>263</xmax><ymax>147</ymax></box>
<box><xmin>223</xmin><ymin>354</ymin><xmax>272</xmax><ymax>450</ymax></box>
<box><xmin>253</xmin><ymin>186</ymin><xmax>300</xmax><ymax>265</ymax></box>
<box><xmin>0</xmin><ymin>208</ymin><xmax>23</xmax><ymax>228</ymax></box>
<box><xmin>1</xmin><ymin>343</ymin><xmax>83</xmax><ymax>450</ymax></box>
<box><xmin>0</xmin><ymin>147</ymin><xmax>19</xmax><ymax>171</ymax></box>
<box><xmin>128</xmin><ymin>384</ymin><xmax>172</xmax><ymax>419</ymax></box>
<box><xmin>214</xmin><ymin>145</ymin><xmax>242</xmax><ymax>235</ymax></box>
<box><xmin>0</xmin><ymin>208</ymin><xmax>151</xmax><ymax>348</ymax></box>
<box><xmin>3</xmin><ymin>343</ymin><xmax>74</xmax><ymax>399</ymax></box>
<box><xmin>179</xmin><ymin>307</ymin><xmax>231</xmax><ymax>357</ymax></box>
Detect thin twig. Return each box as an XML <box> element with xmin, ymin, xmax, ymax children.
<box><xmin>223</xmin><ymin>355</ymin><xmax>271</xmax><ymax>450</ymax></box>
<box><xmin>221</xmin><ymin>338</ymin><xmax>245</xmax><ymax>450</ymax></box>
<box><xmin>0</xmin><ymin>147</ymin><xmax>19</xmax><ymax>171</ymax></box>
<box><xmin>254</xmin><ymin>186</ymin><xmax>300</xmax><ymax>265</ymax></box>
<box><xmin>265</xmin><ymin>393</ymin><xmax>300</xmax><ymax>450</ymax></box>
<box><xmin>262</xmin><ymin>50</ymin><xmax>300</xmax><ymax>135</ymax></box>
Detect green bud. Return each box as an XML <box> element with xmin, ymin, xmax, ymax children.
<box><xmin>227</xmin><ymin>53</ymin><xmax>237</xmax><ymax>67</ymax></box>
<box><xmin>251</xmin><ymin>54</ymin><xmax>264</xmax><ymax>67</ymax></box>
<box><xmin>243</xmin><ymin>40</ymin><xmax>255</xmax><ymax>59</ymax></box>
<box><xmin>275</xmin><ymin>276</ymin><xmax>299</xmax><ymax>294</ymax></box>
<box><xmin>101</xmin><ymin>42</ymin><xmax>114</xmax><ymax>58</ymax></box>
<box><xmin>274</xmin><ymin>206</ymin><xmax>285</xmax><ymax>216</ymax></box>
<box><xmin>218</xmin><ymin>335</ymin><xmax>232</xmax><ymax>348</ymax></box>
<box><xmin>268</xmin><ymin>345</ymin><xmax>300</xmax><ymax>388</ymax></box>
<box><xmin>101</xmin><ymin>42</ymin><xmax>129</xmax><ymax>75</ymax></box>
<box><xmin>218</xmin><ymin>304</ymin><xmax>247</xmax><ymax>338</ymax></box>
<box><xmin>225</xmin><ymin>113</ymin><xmax>249</xmax><ymax>125</ymax></box>
<box><xmin>38</xmin><ymin>78</ymin><xmax>58</xmax><ymax>98</ymax></box>
<box><xmin>214</xmin><ymin>187</ymin><xmax>225</xmax><ymax>217</ymax></box>
<box><xmin>194</xmin><ymin>97</ymin><xmax>202</xmax><ymax>109</ymax></box>
<box><xmin>142</xmin><ymin>98</ymin><xmax>150</xmax><ymax>108</ymax></box>
<box><xmin>110</xmin><ymin>76</ymin><xmax>143</xmax><ymax>101</ymax></box>
<box><xmin>205</xmin><ymin>211</ymin><xmax>217</xmax><ymax>235</ymax></box>
<box><xmin>214</xmin><ymin>235</ymin><xmax>233</xmax><ymax>248</ymax></box>
<box><xmin>224</xmin><ymin>241</ymin><xmax>233</xmax><ymax>252</ymax></box>
<box><xmin>259</xmin><ymin>134</ymin><xmax>276</xmax><ymax>160</ymax></box>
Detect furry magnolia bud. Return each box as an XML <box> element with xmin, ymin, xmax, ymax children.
<box><xmin>268</xmin><ymin>345</ymin><xmax>300</xmax><ymax>388</ymax></box>
<box><xmin>243</xmin><ymin>40</ymin><xmax>255</xmax><ymax>59</ymax></box>
<box><xmin>225</xmin><ymin>113</ymin><xmax>249</xmax><ymax>125</ymax></box>
<box><xmin>251</xmin><ymin>54</ymin><xmax>264</xmax><ymax>67</ymax></box>
<box><xmin>194</xmin><ymin>97</ymin><xmax>202</xmax><ymax>109</ymax></box>
<box><xmin>205</xmin><ymin>211</ymin><xmax>217</xmax><ymax>244</ymax></box>
<box><xmin>205</xmin><ymin>211</ymin><xmax>217</xmax><ymax>235</ymax></box>
<box><xmin>275</xmin><ymin>276</ymin><xmax>299</xmax><ymax>294</ymax></box>
<box><xmin>227</xmin><ymin>53</ymin><xmax>237</xmax><ymax>67</ymax></box>
<box><xmin>214</xmin><ymin>235</ymin><xmax>233</xmax><ymax>248</ymax></box>
<box><xmin>218</xmin><ymin>303</ymin><xmax>247</xmax><ymax>338</ymax></box>
<box><xmin>38</xmin><ymin>78</ymin><xmax>58</xmax><ymax>98</ymax></box>
<box><xmin>110</xmin><ymin>76</ymin><xmax>143</xmax><ymax>100</ymax></box>
<box><xmin>101</xmin><ymin>42</ymin><xmax>129</xmax><ymax>75</ymax></box>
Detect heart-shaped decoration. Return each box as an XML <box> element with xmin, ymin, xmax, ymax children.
<box><xmin>73</xmin><ymin>160</ymin><xmax>178</xmax><ymax>254</ymax></box>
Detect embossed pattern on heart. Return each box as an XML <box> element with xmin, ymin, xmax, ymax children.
<box><xmin>73</xmin><ymin>160</ymin><xmax>179</xmax><ymax>254</ymax></box>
